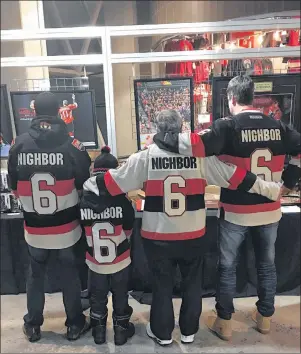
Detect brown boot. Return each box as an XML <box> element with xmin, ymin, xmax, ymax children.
<box><xmin>252</xmin><ymin>310</ymin><xmax>272</xmax><ymax>334</ymax></box>
<box><xmin>206</xmin><ymin>312</ymin><xmax>232</xmax><ymax>341</ymax></box>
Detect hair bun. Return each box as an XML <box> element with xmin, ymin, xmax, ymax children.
<box><xmin>101</xmin><ymin>146</ymin><xmax>111</xmax><ymax>153</ymax></box>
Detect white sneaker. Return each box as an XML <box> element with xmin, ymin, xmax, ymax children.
<box><xmin>146</xmin><ymin>323</ymin><xmax>173</xmax><ymax>346</ymax></box>
<box><xmin>181</xmin><ymin>334</ymin><xmax>195</xmax><ymax>344</ymax></box>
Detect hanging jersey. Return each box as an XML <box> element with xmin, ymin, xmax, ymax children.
<box><xmin>94</xmin><ymin>144</ymin><xmax>281</xmax><ymax>241</ymax></box>
<box><xmin>80</xmin><ymin>190</ymin><xmax>135</xmax><ymax>275</ymax></box>
<box><xmin>152</xmin><ymin>112</ymin><xmax>301</xmax><ymax>226</ymax></box>
<box><xmin>7</xmin><ymin>116</ymin><xmax>91</xmax><ymax>249</ymax></box>
<box><xmin>59</xmin><ymin>103</ymin><xmax>78</xmax><ymax>124</ymax></box>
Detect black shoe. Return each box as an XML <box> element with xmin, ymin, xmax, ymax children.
<box><xmin>113</xmin><ymin>307</ymin><xmax>135</xmax><ymax>346</ymax></box>
<box><xmin>92</xmin><ymin>325</ymin><xmax>106</xmax><ymax>345</ymax></box>
<box><xmin>23</xmin><ymin>323</ymin><xmax>41</xmax><ymax>343</ymax></box>
<box><xmin>114</xmin><ymin>321</ymin><xmax>135</xmax><ymax>346</ymax></box>
<box><xmin>91</xmin><ymin>313</ymin><xmax>107</xmax><ymax>345</ymax></box>
<box><xmin>66</xmin><ymin>319</ymin><xmax>91</xmax><ymax>341</ymax></box>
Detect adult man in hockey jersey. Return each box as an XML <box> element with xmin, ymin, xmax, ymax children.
<box><xmin>88</xmin><ymin>109</ymin><xmax>283</xmax><ymax>346</ymax></box>
<box><xmin>80</xmin><ymin>146</ymin><xmax>135</xmax><ymax>346</ymax></box>
<box><xmin>152</xmin><ymin>75</ymin><xmax>301</xmax><ymax>340</ymax></box>
<box><xmin>8</xmin><ymin>92</ymin><xmax>91</xmax><ymax>342</ymax></box>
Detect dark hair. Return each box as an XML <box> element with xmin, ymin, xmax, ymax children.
<box><xmin>226</xmin><ymin>75</ymin><xmax>254</xmax><ymax>105</ymax></box>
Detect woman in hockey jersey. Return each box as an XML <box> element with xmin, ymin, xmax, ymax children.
<box><xmin>80</xmin><ymin>146</ymin><xmax>135</xmax><ymax>346</ymax></box>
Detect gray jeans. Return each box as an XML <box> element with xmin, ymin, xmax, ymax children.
<box><xmin>215</xmin><ymin>219</ymin><xmax>279</xmax><ymax>320</ymax></box>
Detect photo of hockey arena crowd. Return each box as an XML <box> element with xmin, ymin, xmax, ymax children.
<box><xmin>1</xmin><ymin>1</ymin><xmax>300</xmax><ymax>353</ymax></box>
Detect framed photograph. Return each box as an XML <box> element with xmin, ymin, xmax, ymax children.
<box><xmin>212</xmin><ymin>74</ymin><xmax>300</xmax><ymax>132</ymax></box>
<box><xmin>1</xmin><ymin>85</ymin><xmax>15</xmax><ymax>158</ymax></box>
<box><xmin>134</xmin><ymin>77</ymin><xmax>194</xmax><ymax>150</ymax></box>
<box><xmin>10</xmin><ymin>90</ymin><xmax>98</xmax><ymax>149</ymax></box>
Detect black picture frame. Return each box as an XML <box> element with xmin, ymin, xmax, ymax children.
<box><xmin>212</xmin><ymin>74</ymin><xmax>300</xmax><ymax>132</ymax></box>
<box><xmin>134</xmin><ymin>77</ymin><xmax>194</xmax><ymax>151</ymax></box>
<box><xmin>10</xmin><ymin>90</ymin><xmax>99</xmax><ymax>149</ymax></box>
<box><xmin>1</xmin><ymin>84</ymin><xmax>15</xmax><ymax>159</ymax></box>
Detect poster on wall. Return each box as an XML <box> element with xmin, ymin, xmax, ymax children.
<box><xmin>134</xmin><ymin>77</ymin><xmax>194</xmax><ymax>150</ymax></box>
<box><xmin>212</xmin><ymin>74</ymin><xmax>300</xmax><ymax>132</ymax></box>
<box><xmin>10</xmin><ymin>90</ymin><xmax>98</xmax><ymax>148</ymax></box>
<box><xmin>1</xmin><ymin>85</ymin><xmax>15</xmax><ymax>158</ymax></box>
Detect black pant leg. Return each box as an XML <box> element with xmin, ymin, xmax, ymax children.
<box><xmin>58</xmin><ymin>245</ymin><xmax>85</xmax><ymax>328</ymax></box>
<box><xmin>73</xmin><ymin>232</ymin><xmax>89</xmax><ymax>294</ymax></box>
<box><xmin>110</xmin><ymin>266</ymin><xmax>132</xmax><ymax>318</ymax></box>
<box><xmin>24</xmin><ymin>246</ymin><xmax>49</xmax><ymax>327</ymax></box>
<box><xmin>89</xmin><ymin>270</ymin><xmax>110</xmax><ymax>319</ymax></box>
<box><xmin>177</xmin><ymin>256</ymin><xmax>203</xmax><ymax>336</ymax></box>
<box><xmin>143</xmin><ymin>240</ymin><xmax>176</xmax><ymax>341</ymax></box>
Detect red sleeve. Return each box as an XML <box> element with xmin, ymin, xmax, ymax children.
<box><xmin>68</xmin><ymin>103</ymin><xmax>78</xmax><ymax>110</ymax></box>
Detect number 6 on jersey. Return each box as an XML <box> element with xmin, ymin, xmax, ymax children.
<box><xmin>250</xmin><ymin>149</ymin><xmax>273</xmax><ymax>181</ymax></box>
<box><xmin>163</xmin><ymin>176</ymin><xmax>186</xmax><ymax>216</ymax></box>
<box><xmin>92</xmin><ymin>222</ymin><xmax>117</xmax><ymax>264</ymax></box>
<box><xmin>30</xmin><ymin>173</ymin><xmax>58</xmax><ymax>215</ymax></box>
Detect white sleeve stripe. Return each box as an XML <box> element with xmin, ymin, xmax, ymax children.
<box><xmin>179</xmin><ymin>133</ymin><xmax>193</xmax><ymax>156</ymax></box>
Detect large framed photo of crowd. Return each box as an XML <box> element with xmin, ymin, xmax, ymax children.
<box><xmin>10</xmin><ymin>90</ymin><xmax>98</xmax><ymax>149</ymax></box>
<box><xmin>212</xmin><ymin>74</ymin><xmax>301</xmax><ymax>132</ymax></box>
<box><xmin>1</xmin><ymin>84</ymin><xmax>15</xmax><ymax>158</ymax></box>
<box><xmin>134</xmin><ymin>77</ymin><xmax>194</xmax><ymax>150</ymax></box>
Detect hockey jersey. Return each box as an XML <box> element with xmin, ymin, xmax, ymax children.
<box><xmin>80</xmin><ymin>182</ymin><xmax>135</xmax><ymax>274</ymax></box>
<box><xmin>153</xmin><ymin>111</ymin><xmax>301</xmax><ymax>226</ymax></box>
<box><xmin>59</xmin><ymin>103</ymin><xmax>78</xmax><ymax>124</ymax></box>
<box><xmin>93</xmin><ymin>143</ymin><xmax>281</xmax><ymax>241</ymax></box>
<box><xmin>8</xmin><ymin>116</ymin><xmax>91</xmax><ymax>249</ymax></box>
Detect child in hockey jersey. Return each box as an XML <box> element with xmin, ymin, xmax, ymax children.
<box><xmin>80</xmin><ymin>146</ymin><xmax>135</xmax><ymax>345</ymax></box>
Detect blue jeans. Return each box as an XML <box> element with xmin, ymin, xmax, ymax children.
<box><xmin>216</xmin><ymin>219</ymin><xmax>279</xmax><ymax>320</ymax></box>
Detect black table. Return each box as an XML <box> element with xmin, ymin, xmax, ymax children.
<box><xmin>1</xmin><ymin>210</ymin><xmax>300</xmax><ymax>302</ymax></box>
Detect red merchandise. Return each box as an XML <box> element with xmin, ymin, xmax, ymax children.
<box><xmin>288</xmin><ymin>30</ymin><xmax>300</xmax><ymax>46</ymax></box>
<box><xmin>193</xmin><ymin>61</ymin><xmax>210</xmax><ymax>84</ymax></box>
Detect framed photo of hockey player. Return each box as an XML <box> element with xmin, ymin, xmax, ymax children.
<box><xmin>212</xmin><ymin>74</ymin><xmax>300</xmax><ymax>132</ymax></box>
<box><xmin>1</xmin><ymin>85</ymin><xmax>15</xmax><ymax>158</ymax></box>
<box><xmin>10</xmin><ymin>90</ymin><xmax>98</xmax><ymax>148</ymax></box>
<box><xmin>134</xmin><ymin>77</ymin><xmax>194</xmax><ymax>150</ymax></box>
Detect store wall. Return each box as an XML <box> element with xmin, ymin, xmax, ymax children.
<box><xmin>1</xmin><ymin>0</ymin><xmax>49</xmax><ymax>91</ymax></box>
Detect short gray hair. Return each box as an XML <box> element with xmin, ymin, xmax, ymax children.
<box><xmin>156</xmin><ymin>109</ymin><xmax>182</xmax><ymax>134</ymax></box>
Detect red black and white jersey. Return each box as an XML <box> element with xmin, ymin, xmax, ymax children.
<box><xmin>80</xmin><ymin>182</ymin><xmax>135</xmax><ymax>274</ymax></box>
<box><xmin>8</xmin><ymin>116</ymin><xmax>91</xmax><ymax>249</ymax></box>
<box><xmin>153</xmin><ymin>111</ymin><xmax>301</xmax><ymax>226</ymax></box>
<box><xmin>94</xmin><ymin>144</ymin><xmax>281</xmax><ymax>242</ymax></box>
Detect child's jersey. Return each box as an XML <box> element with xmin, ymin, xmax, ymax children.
<box><xmin>80</xmin><ymin>179</ymin><xmax>135</xmax><ymax>274</ymax></box>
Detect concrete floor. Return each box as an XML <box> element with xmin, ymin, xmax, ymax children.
<box><xmin>1</xmin><ymin>294</ymin><xmax>300</xmax><ymax>353</ymax></box>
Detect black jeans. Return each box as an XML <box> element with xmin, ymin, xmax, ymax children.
<box><xmin>143</xmin><ymin>238</ymin><xmax>204</xmax><ymax>340</ymax></box>
<box><xmin>24</xmin><ymin>245</ymin><xmax>85</xmax><ymax>328</ymax></box>
<box><xmin>89</xmin><ymin>266</ymin><xmax>132</xmax><ymax>320</ymax></box>
<box><xmin>216</xmin><ymin>219</ymin><xmax>279</xmax><ymax>320</ymax></box>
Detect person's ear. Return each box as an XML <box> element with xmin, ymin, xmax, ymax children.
<box><xmin>230</xmin><ymin>96</ymin><xmax>237</xmax><ymax>106</ymax></box>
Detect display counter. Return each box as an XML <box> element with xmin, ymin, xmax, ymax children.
<box><xmin>1</xmin><ymin>204</ymin><xmax>300</xmax><ymax>301</ymax></box>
